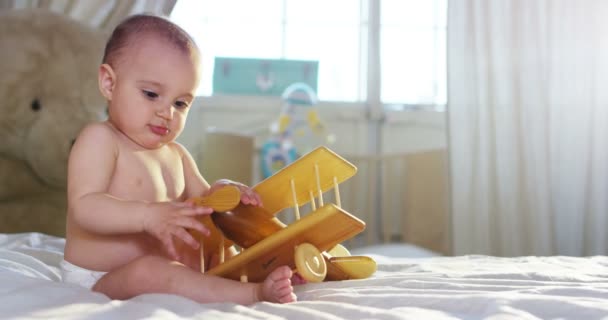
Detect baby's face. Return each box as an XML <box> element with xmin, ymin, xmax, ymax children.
<box><xmin>105</xmin><ymin>35</ymin><xmax>200</xmax><ymax>149</ymax></box>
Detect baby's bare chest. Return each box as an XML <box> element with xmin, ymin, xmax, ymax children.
<box><xmin>109</xmin><ymin>149</ymin><xmax>186</xmax><ymax>202</ymax></box>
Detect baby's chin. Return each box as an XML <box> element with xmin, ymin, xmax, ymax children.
<box><xmin>132</xmin><ymin>136</ymin><xmax>175</xmax><ymax>150</ymax></box>
<box><xmin>142</xmin><ymin>140</ymin><xmax>173</xmax><ymax>150</ymax></box>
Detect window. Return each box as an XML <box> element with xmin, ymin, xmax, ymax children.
<box><xmin>171</xmin><ymin>0</ymin><xmax>446</xmax><ymax>106</ymax></box>
<box><xmin>381</xmin><ymin>0</ymin><xmax>447</xmax><ymax>106</ymax></box>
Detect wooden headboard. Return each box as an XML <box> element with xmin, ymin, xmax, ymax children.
<box><xmin>402</xmin><ymin>149</ymin><xmax>450</xmax><ymax>255</ymax></box>
<box><xmin>340</xmin><ymin>149</ymin><xmax>451</xmax><ymax>255</ymax></box>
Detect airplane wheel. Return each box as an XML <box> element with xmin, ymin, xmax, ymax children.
<box><xmin>328</xmin><ymin>244</ymin><xmax>351</xmax><ymax>257</ymax></box>
<box><xmin>294</xmin><ymin>243</ymin><xmax>327</xmax><ymax>283</ymax></box>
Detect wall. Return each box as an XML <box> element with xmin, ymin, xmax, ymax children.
<box><xmin>180</xmin><ymin>96</ymin><xmax>447</xmax><ymax>165</ymax></box>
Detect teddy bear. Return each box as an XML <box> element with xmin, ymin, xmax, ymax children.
<box><xmin>0</xmin><ymin>9</ymin><xmax>107</xmax><ymax>236</ymax></box>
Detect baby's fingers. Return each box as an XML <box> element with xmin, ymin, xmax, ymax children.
<box><xmin>181</xmin><ymin>206</ymin><xmax>213</xmax><ymax>216</ymax></box>
<box><xmin>252</xmin><ymin>192</ymin><xmax>263</xmax><ymax>207</ymax></box>
<box><xmin>173</xmin><ymin>227</ymin><xmax>200</xmax><ymax>250</ymax></box>
<box><xmin>162</xmin><ymin>236</ymin><xmax>180</xmax><ymax>261</ymax></box>
<box><xmin>172</xmin><ymin>201</ymin><xmax>195</xmax><ymax>208</ymax></box>
<box><xmin>175</xmin><ymin>216</ymin><xmax>210</xmax><ymax>237</ymax></box>
<box><xmin>241</xmin><ymin>191</ymin><xmax>263</xmax><ymax>207</ymax></box>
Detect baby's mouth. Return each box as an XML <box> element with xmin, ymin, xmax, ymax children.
<box><xmin>149</xmin><ymin>124</ymin><xmax>170</xmax><ymax>136</ymax></box>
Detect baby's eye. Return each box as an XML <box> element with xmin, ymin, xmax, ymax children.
<box><xmin>142</xmin><ymin>90</ymin><xmax>158</xmax><ymax>99</ymax></box>
<box><xmin>174</xmin><ymin>100</ymin><xmax>190</xmax><ymax>109</ymax></box>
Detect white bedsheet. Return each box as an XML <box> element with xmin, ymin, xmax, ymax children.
<box><xmin>1</xmin><ymin>233</ymin><xmax>608</xmax><ymax>320</ymax></box>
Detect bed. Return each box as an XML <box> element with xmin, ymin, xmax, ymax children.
<box><xmin>2</xmin><ymin>145</ymin><xmax>607</xmax><ymax>319</ymax></box>
<box><xmin>2</xmin><ymin>232</ymin><xmax>608</xmax><ymax>319</ymax></box>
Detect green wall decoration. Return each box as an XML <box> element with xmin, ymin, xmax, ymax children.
<box><xmin>213</xmin><ymin>57</ymin><xmax>318</xmax><ymax>96</ymax></box>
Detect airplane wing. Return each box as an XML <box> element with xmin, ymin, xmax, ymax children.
<box><xmin>206</xmin><ymin>203</ymin><xmax>365</xmax><ymax>282</ymax></box>
<box><xmin>253</xmin><ymin>146</ymin><xmax>357</xmax><ymax>217</ymax></box>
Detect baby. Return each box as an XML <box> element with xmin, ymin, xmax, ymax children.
<box><xmin>62</xmin><ymin>14</ymin><xmax>296</xmax><ymax>304</ymax></box>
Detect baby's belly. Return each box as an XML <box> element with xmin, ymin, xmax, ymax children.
<box><xmin>64</xmin><ymin>231</ymin><xmax>163</xmax><ymax>272</ymax></box>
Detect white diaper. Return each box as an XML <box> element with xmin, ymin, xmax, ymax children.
<box><xmin>60</xmin><ymin>259</ymin><xmax>107</xmax><ymax>289</ymax></box>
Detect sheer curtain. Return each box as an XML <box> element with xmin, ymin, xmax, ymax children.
<box><xmin>448</xmin><ymin>0</ymin><xmax>608</xmax><ymax>256</ymax></box>
<box><xmin>0</xmin><ymin>0</ymin><xmax>176</xmax><ymax>30</ymax></box>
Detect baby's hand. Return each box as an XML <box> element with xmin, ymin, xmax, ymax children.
<box><xmin>143</xmin><ymin>201</ymin><xmax>213</xmax><ymax>260</ymax></box>
<box><xmin>209</xmin><ymin>179</ymin><xmax>263</xmax><ymax>207</ymax></box>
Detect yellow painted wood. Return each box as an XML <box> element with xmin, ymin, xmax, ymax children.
<box><xmin>188</xmin><ymin>186</ymin><xmax>241</xmax><ymax>265</ymax></box>
<box><xmin>190</xmin><ymin>185</ymin><xmax>241</xmax><ymax>212</ymax></box>
<box><xmin>211</xmin><ymin>206</ymin><xmax>286</xmax><ymax>249</ymax></box>
<box><xmin>327</xmin><ymin>256</ymin><xmax>377</xmax><ymax>279</ymax></box>
<box><xmin>190</xmin><ymin>215</ymin><xmax>234</xmax><ymax>257</ymax></box>
<box><xmin>207</xmin><ymin>204</ymin><xmax>365</xmax><ymax>282</ymax></box>
<box><xmin>294</xmin><ymin>242</ymin><xmax>327</xmax><ymax>282</ymax></box>
<box><xmin>197</xmin><ymin>146</ymin><xmax>375</xmax><ymax>282</ymax></box>
<box><xmin>328</xmin><ymin>244</ymin><xmax>351</xmax><ymax>257</ymax></box>
<box><xmin>253</xmin><ymin>147</ymin><xmax>357</xmax><ymax>217</ymax></box>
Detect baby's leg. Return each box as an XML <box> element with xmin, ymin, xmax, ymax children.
<box><xmin>91</xmin><ymin>255</ymin><xmax>296</xmax><ymax>304</ymax></box>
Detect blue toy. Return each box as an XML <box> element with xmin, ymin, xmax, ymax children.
<box><xmin>261</xmin><ymin>83</ymin><xmax>329</xmax><ymax>178</ymax></box>
<box><xmin>261</xmin><ymin>138</ymin><xmax>298</xmax><ymax>179</ymax></box>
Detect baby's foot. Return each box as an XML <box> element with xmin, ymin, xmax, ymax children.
<box><xmin>257</xmin><ymin>266</ymin><xmax>296</xmax><ymax>303</ymax></box>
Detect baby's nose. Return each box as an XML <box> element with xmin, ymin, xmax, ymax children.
<box><xmin>156</xmin><ymin>106</ymin><xmax>174</xmax><ymax>119</ymax></box>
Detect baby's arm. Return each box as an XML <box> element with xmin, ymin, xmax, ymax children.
<box><xmin>176</xmin><ymin>142</ymin><xmax>211</xmax><ymax>200</ymax></box>
<box><xmin>68</xmin><ymin>124</ymin><xmax>211</xmax><ymax>257</ymax></box>
<box><xmin>176</xmin><ymin>143</ymin><xmax>262</xmax><ymax>206</ymax></box>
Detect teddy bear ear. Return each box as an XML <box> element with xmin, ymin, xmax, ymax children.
<box><xmin>31</xmin><ymin>99</ymin><xmax>41</xmax><ymax>112</ymax></box>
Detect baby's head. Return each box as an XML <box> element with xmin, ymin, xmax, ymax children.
<box><xmin>98</xmin><ymin>14</ymin><xmax>201</xmax><ymax>149</ymax></box>
<box><xmin>102</xmin><ymin>14</ymin><xmax>199</xmax><ymax>68</ymax></box>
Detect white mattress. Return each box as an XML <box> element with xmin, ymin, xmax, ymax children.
<box><xmin>1</xmin><ymin>233</ymin><xmax>608</xmax><ymax>319</ymax></box>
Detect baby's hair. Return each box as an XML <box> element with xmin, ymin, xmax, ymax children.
<box><xmin>102</xmin><ymin>14</ymin><xmax>198</xmax><ymax>66</ymax></box>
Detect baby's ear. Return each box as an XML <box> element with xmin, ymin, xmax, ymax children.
<box><xmin>98</xmin><ymin>64</ymin><xmax>116</xmax><ymax>100</ymax></box>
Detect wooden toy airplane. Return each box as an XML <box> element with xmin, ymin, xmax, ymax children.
<box><xmin>189</xmin><ymin>146</ymin><xmax>376</xmax><ymax>283</ymax></box>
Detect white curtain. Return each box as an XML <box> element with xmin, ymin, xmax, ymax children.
<box><xmin>448</xmin><ymin>0</ymin><xmax>608</xmax><ymax>256</ymax></box>
<box><xmin>0</xmin><ymin>0</ymin><xmax>176</xmax><ymax>30</ymax></box>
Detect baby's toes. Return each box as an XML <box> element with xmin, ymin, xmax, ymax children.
<box><xmin>274</xmin><ymin>276</ymin><xmax>292</xmax><ymax>288</ymax></box>
<box><xmin>274</xmin><ymin>266</ymin><xmax>293</xmax><ymax>280</ymax></box>
<box><xmin>275</xmin><ymin>282</ymin><xmax>293</xmax><ymax>296</ymax></box>
<box><xmin>279</xmin><ymin>292</ymin><xmax>297</xmax><ymax>303</ymax></box>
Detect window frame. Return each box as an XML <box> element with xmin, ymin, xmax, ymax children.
<box><xmin>173</xmin><ymin>0</ymin><xmax>446</xmax><ymax>114</ymax></box>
